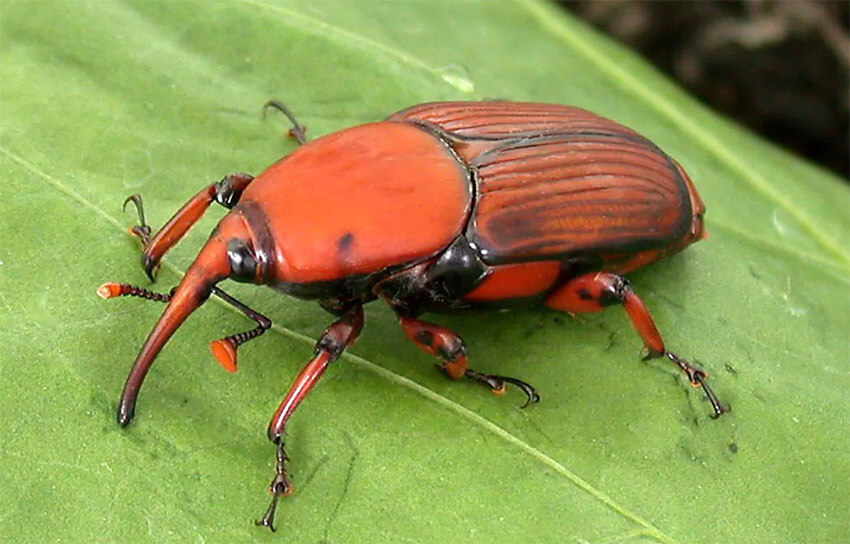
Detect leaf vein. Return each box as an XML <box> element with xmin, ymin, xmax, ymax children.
<box><xmin>706</xmin><ymin>221</ymin><xmax>850</xmax><ymax>283</ymax></box>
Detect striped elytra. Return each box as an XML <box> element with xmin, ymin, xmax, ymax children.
<box><xmin>391</xmin><ymin>101</ymin><xmax>697</xmax><ymax>264</ymax></box>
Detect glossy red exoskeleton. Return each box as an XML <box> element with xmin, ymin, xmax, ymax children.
<box><xmin>99</xmin><ymin>100</ymin><xmax>727</xmax><ymax>531</ymax></box>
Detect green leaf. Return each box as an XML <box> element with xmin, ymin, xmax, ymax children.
<box><xmin>2</xmin><ymin>1</ymin><xmax>848</xmax><ymax>543</ymax></box>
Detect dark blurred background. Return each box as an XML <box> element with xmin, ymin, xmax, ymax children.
<box><xmin>559</xmin><ymin>0</ymin><xmax>849</xmax><ymax>179</ymax></box>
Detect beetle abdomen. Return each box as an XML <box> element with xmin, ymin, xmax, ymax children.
<box><xmin>468</xmin><ymin>132</ymin><xmax>691</xmax><ymax>263</ymax></box>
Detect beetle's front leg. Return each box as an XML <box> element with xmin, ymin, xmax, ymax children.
<box><xmin>397</xmin><ymin>315</ymin><xmax>540</xmax><ymax>408</ymax></box>
<box><xmin>97</xmin><ymin>280</ymin><xmax>271</xmax><ymax>374</ymax></box>
<box><xmin>123</xmin><ymin>172</ymin><xmax>254</xmax><ymax>280</ymax></box>
<box><xmin>545</xmin><ymin>271</ymin><xmax>728</xmax><ymax>417</ymax></box>
<box><xmin>109</xmin><ymin>195</ymin><xmax>273</xmax><ymax>372</ymax></box>
<box><xmin>257</xmin><ymin>305</ymin><xmax>364</xmax><ymax>532</ymax></box>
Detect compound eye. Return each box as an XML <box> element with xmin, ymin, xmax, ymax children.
<box><xmin>227</xmin><ymin>238</ymin><xmax>257</xmax><ymax>283</ymax></box>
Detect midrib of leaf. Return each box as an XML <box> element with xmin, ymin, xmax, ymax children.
<box><xmin>2</xmin><ymin>145</ymin><xmax>681</xmax><ymax>544</ymax></box>
<box><xmin>517</xmin><ymin>0</ymin><xmax>850</xmax><ymax>268</ymax></box>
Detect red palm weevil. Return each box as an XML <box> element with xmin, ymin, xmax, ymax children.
<box><xmin>99</xmin><ymin>100</ymin><xmax>728</xmax><ymax>531</ymax></box>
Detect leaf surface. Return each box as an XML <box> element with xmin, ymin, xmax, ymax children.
<box><xmin>1</xmin><ymin>2</ymin><xmax>848</xmax><ymax>543</ymax></box>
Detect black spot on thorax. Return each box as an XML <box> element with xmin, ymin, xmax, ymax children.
<box><xmin>337</xmin><ymin>232</ymin><xmax>354</xmax><ymax>252</ymax></box>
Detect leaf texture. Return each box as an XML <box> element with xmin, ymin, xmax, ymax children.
<box><xmin>1</xmin><ymin>2</ymin><xmax>848</xmax><ymax>543</ymax></box>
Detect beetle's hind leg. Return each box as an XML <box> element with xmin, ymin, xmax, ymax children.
<box><xmin>263</xmin><ymin>99</ymin><xmax>308</xmax><ymax>145</ymax></box>
<box><xmin>545</xmin><ymin>271</ymin><xmax>728</xmax><ymax>417</ymax></box>
<box><xmin>398</xmin><ymin>315</ymin><xmax>540</xmax><ymax>408</ymax></box>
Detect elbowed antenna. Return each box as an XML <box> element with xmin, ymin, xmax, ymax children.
<box><xmin>116</xmin><ymin>234</ymin><xmax>231</xmax><ymax>426</ymax></box>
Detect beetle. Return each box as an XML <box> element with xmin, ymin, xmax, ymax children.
<box><xmin>99</xmin><ymin>100</ymin><xmax>727</xmax><ymax>531</ymax></box>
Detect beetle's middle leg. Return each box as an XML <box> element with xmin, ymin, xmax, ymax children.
<box><xmin>257</xmin><ymin>304</ymin><xmax>364</xmax><ymax>532</ymax></box>
<box><xmin>545</xmin><ymin>271</ymin><xmax>728</xmax><ymax>417</ymax></box>
<box><xmin>372</xmin><ymin>238</ymin><xmax>538</xmax><ymax>407</ymax></box>
<box><xmin>397</xmin><ymin>314</ymin><xmax>540</xmax><ymax>408</ymax></box>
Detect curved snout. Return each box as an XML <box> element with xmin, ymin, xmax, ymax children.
<box><xmin>116</xmin><ymin>232</ymin><xmax>231</xmax><ymax>426</ymax></box>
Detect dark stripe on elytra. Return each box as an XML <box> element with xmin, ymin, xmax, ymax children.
<box><xmin>476</xmin><ymin>232</ymin><xmax>676</xmax><ymax>262</ymax></box>
<box><xmin>476</xmin><ymin>144</ymin><xmax>669</xmax><ymax>172</ymax></box>
<box><xmin>479</xmin><ymin>178</ymin><xmax>673</xmax><ymax>208</ymax></box>
<box><xmin>479</xmin><ymin>158</ymin><xmax>676</xmax><ymax>187</ymax></box>
<box><xmin>474</xmin><ymin>132</ymin><xmax>655</xmax><ymax>159</ymax></box>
